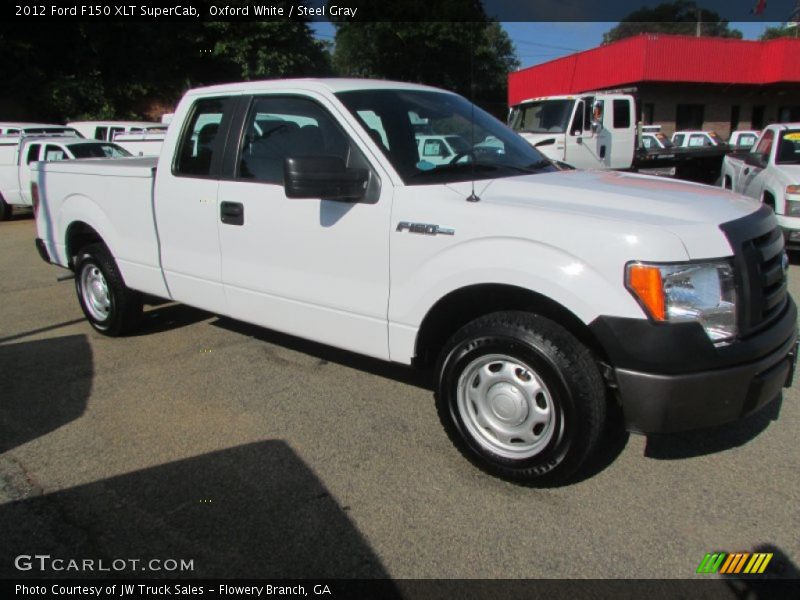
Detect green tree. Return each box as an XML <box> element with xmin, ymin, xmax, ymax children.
<box><xmin>760</xmin><ymin>24</ymin><xmax>800</xmax><ymax>40</ymax></box>
<box><xmin>0</xmin><ymin>2</ymin><xmax>330</xmax><ymax>122</ymax></box>
<box><xmin>603</xmin><ymin>0</ymin><xmax>742</xmax><ymax>44</ymax></box>
<box><xmin>331</xmin><ymin>2</ymin><xmax>518</xmax><ymax>116</ymax></box>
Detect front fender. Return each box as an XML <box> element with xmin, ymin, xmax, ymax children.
<box><xmin>387</xmin><ymin>236</ymin><xmax>648</xmax><ymax>363</ymax></box>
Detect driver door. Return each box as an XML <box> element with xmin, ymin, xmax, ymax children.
<box><xmin>217</xmin><ymin>94</ymin><xmax>393</xmax><ymax>359</ymax></box>
<box><xmin>564</xmin><ymin>98</ymin><xmax>601</xmax><ymax>169</ymax></box>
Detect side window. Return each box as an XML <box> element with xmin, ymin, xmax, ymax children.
<box><xmin>422</xmin><ymin>140</ymin><xmax>445</xmax><ymax>157</ymax></box>
<box><xmin>583</xmin><ymin>97</ymin><xmax>594</xmax><ymax>131</ymax></box>
<box><xmin>94</xmin><ymin>127</ymin><xmax>108</xmax><ymax>140</ymax></box>
<box><xmin>688</xmin><ymin>134</ymin><xmax>708</xmax><ymax>147</ymax></box>
<box><xmin>44</xmin><ymin>145</ymin><xmax>67</xmax><ymax>161</ymax></box>
<box><xmin>569</xmin><ymin>100</ymin><xmax>584</xmax><ymax>135</ymax></box>
<box><xmin>641</xmin><ymin>136</ymin><xmax>653</xmax><ymax>149</ymax></box>
<box><xmin>754</xmin><ymin>130</ymin><xmax>773</xmax><ymax>157</ymax></box>
<box><xmin>26</xmin><ymin>144</ymin><xmax>41</xmax><ymax>164</ymax></box>
<box><xmin>612</xmin><ymin>99</ymin><xmax>631</xmax><ymax>129</ymax></box>
<box><xmin>109</xmin><ymin>127</ymin><xmax>124</xmax><ymax>140</ymax></box>
<box><xmin>673</xmin><ymin>133</ymin><xmax>685</xmax><ymax>146</ymax></box>
<box><xmin>237</xmin><ymin>96</ymin><xmax>353</xmax><ymax>185</ymax></box>
<box><xmin>175</xmin><ymin>97</ymin><xmax>231</xmax><ymax>177</ymax></box>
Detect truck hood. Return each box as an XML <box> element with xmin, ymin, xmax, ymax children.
<box><xmin>776</xmin><ymin>164</ymin><xmax>800</xmax><ymax>182</ymax></box>
<box><xmin>447</xmin><ymin>169</ymin><xmax>761</xmax><ymax>258</ymax></box>
<box><xmin>518</xmin><ymin>132</ymin><xmax>564</xmax><ymax>147</ymax></box>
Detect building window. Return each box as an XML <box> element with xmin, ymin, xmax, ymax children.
<box><xmin>730</xmin><ymin>105</ymin><xmax>740</xmax><ymax>133</ymax></box>
<box><xmin>779</xmin><ymin>106</ymin><xmax>800</xmax><ymax>122</ymax></box>
<box><xmin>676</xmin><ymin>104</ymin><xmax>704</xmax><ymax>131</ymax></box>
<box><xmin>642</xmin><ymin>103</ymin><xmax>655</xmax><ymax>125</ymax></box>
<box><xmin>751</xmin><ymin>105</ymin><xmax>766</xmax><ymax>130</ymax></box>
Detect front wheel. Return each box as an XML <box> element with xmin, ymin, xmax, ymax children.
<box><xmin>0</xmin><ymin>195</ymin><xmax>11</xmax><ymax>221</ymax></box>
<box><xmin>74</xmin><ymin>243</ymin><xmax>142</xmax><ymax>336</ymax></box>
<box><xmin>435</xmin><ymin>311</ymin><xmax>606</xmax><ymax>485</ymax></box>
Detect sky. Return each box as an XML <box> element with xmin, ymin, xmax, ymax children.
<box><xmin>310</xmin><ymin>21</ymin><xmax>785</xmax><ymax>70</ymax></box>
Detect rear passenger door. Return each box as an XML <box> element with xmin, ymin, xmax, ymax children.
<box><xmin>154</xmin><ymin>96</ymin><xmax>238</xmax><ymax>314</ymax></box>
<box><xmin>216</xmin><ymin>94</ymin><xmax>393</xmax><ymax>359</ymax></box>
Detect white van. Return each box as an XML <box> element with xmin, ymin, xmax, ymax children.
<box><xmin>68</xmin><ymin>121</ymin><xmax>165</xmax><ymax>142</ymax></box>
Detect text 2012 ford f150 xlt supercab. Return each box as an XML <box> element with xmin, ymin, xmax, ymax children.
<box><xmin>32</xmin><ymin>79</ymin><xmax>798</xmax><ymax>484</ymax></box>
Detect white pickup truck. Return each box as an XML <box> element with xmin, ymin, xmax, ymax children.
<box><xmin>0</xmin><ymin>136</ymin><xmax>130</xmax><ymax>220</ymax></box>
<box><xmin>32</xmin><ymin>79</ymin><xmax>798</xmax><ymax>485</ymax></box>
<box><xmin>721</xmin><ymin>124</ymin><xmax>800</xmax><ymax>247</ymax></box>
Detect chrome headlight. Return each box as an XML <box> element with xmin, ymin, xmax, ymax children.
<box><xmin>626</xmin><ymin>260</ymin><xmax>737</xmax><ymax>342</ymax></box>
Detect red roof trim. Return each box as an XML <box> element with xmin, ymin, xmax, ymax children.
<box><xmin>508</xmin><ymin>34</ymin><xmax>800</xmax><ymax>106</ymax></box>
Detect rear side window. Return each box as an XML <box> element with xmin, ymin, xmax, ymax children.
<box><xmin>26</xmin><ymin>144</ymin><xmax>41</xmax><ymax>164</ymax></box>
<box><xmin>612</xmin><ymin>99</ymin><xmax>631</xmax><ymax>129</ymax></box>
<box><xmin>175</xmin><ymin>97</ymin><xmax>233</xmax><ymax>177</ymax></box>
<box><xmin>44</xmin><ymin>145</ymin><xmax>67</xmax><ymax>161</ymax></box>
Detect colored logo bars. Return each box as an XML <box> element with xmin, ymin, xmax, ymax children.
<box><xmin>697</xmin><ymin>552</ymin><xmax>773</xmax><ymax>575</ymax></box>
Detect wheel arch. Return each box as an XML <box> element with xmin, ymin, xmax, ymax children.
<box><xmin>65</xmin><ymin>221</ymin><xmax>107</xmax><ymax>268</ymax></box>
<box><xmin>413</xmin><ymin>283</ymin><xmax>609</xmax><ymax>369</ymax></box>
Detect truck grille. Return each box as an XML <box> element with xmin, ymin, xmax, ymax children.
<box><xmin>720</xmin><ymin>205</ymin><xmax>789</xmax><ymax>338</ymax></box>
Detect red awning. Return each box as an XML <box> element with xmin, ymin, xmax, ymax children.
<box><xmin>508</xmin><ymin>34</ymin><xmax>800</xmax><ymax>106</ymax></box>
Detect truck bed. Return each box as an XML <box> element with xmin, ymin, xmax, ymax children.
<box><xmin>33</xmin><ymin>156</ymin><xmax>168</xmax><ymax>297</ymax></box>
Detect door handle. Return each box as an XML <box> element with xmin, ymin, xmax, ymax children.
<box><xmin>220</xmin><ymin>201</ymin><xmax>244</xmax><ymax>226</ymax></box>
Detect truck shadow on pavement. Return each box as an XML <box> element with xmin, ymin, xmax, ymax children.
<box><xmin>643</xmin><ymin>396</ymin><xmax>781</xmax><ymax>460</ymax></box>
<box><xmin>0</xmin><ymin>334</ymin><xmax>92</xmax><ymax>453</ymax></box>
<box><xmin>0</xmin><ymin>440</ymin><xmax>397</xmax><ymax>581</ymax></box>
<box><xmin>212</xmin><ymin>317</ymin><xmax>433</xmax><ymax>391</ymax></box>
<box><xmin>132</xmin><ymin>303</ymin><xmax>213</xmax><ymax>336</ymax></box>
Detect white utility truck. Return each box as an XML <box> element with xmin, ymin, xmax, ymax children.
<box><xmin>721</xmin><ymin>123</ymin><xmax>800</xmax><ymax>247</ymax></box>
<box><xmin>508</xmin><ymin>93</ymin><xmax>727</xmax><ymax>183</ymax></box>
<box><xmin>32</xmin><ymin>79</ymin><xmax>797</xmax><ymax>485</ymax></box>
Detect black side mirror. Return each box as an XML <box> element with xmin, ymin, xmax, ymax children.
<box><xmin>284</xmin><ymin>156</ymin><xmax>368</xmax><ymax>201</ymax></box>
<box><xmin>744</xmin><ymin>152</ymin><xmax>767</xmax><ymax>168</ymax></box>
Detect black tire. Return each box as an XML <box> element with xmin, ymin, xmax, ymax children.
<box><xmin>435</xmin><ymin>311</ymin><xmax>606</xmax><ymax>486</ymax></box>
<box><xmin>0</xmin><ymin>195</ymin><xmax>11</xmax><ymax>221</ymax></box>
<box><xmin>74</xmin><ymin>243</ymin><xmax>142</xmax><ymax>336</ymax></box>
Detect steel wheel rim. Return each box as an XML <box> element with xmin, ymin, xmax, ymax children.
<box><xmin>80</xmin><ymin>264</ymin><xmax>111</xmax><ymax>322</ymax></box>
<box><xmin>456</xmin><ymin>353</ymin><xmax>556</xmax><ymax>459</ymax></box>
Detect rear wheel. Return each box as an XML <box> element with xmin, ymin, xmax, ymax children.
<box><xmin>74</xmin><ymin>243</ymin><xmax>142</xmax><ymax>336</ymax></box>
<box><xmin>435</xmin><ymin>311</ymin><xmax>606</xmax><ymax>485</ymax></box>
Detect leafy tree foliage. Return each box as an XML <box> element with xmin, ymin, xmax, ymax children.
<box><xmin>760</xmin><ymin>25</ymin><xmax>799</xmax><ymax>40</ymax></box>
<box><xmin>331</xmin><ymin>1</ymin><xmax>518</xmax><ymax>116</ymax></box>
<box><xmin>603</xmin><ymin>0</ymin><xmax>742</xmax><ymax>44</ymax></box>
<box><xmin>0</xmin><ymin>4</ymin><xmax>330</xmax><ymax>122</ymax></box>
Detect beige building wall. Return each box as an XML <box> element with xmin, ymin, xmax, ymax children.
<box><xmin>634</xmin><ymin>83</ymin><xmax>800</xmax><ymax>140</ymax></box>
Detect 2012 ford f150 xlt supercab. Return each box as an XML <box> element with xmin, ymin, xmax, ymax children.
<box><xmin>32</xmin><ymin>79</ymin><xmax>798</xmax><ymax>485</ymax></box>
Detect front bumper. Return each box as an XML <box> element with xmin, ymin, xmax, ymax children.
<box><xmin>615</xmin><ymin>332</ymin><xmax>797</xmax><ymax>434</ymax></box>
<box><xmin>590</xmin><ymin>297</ymin><xmax>798</xmax><ymax>434</ymax></box>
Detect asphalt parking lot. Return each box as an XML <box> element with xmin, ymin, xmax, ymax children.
<box><xmin>1</xmin><ymin>214</ymin><xmax>799</xmax><ymax>583</ymax></box>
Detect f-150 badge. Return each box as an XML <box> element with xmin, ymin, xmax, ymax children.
<box><xmin>396</xmin><ymin>222</ymin><xmax>455</xmax><ymax>236</ymax></box>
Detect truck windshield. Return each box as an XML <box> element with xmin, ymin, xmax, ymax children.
<box><xmin>68</xmin><ymin>143</ymin><xmax>132</xmax><ymax>158</ymax></box>
<box><xmin>508</xmin><ymin>100</ymin><xmax>573</xmax><ymax>134</ymax></box>
<box><xmin>776</xmin><ymin>131</ymin><xmax>800</xmax><ymax>165</ymax></box>
<box><xmin>336</xmin><ymin>89</ymin><xmax>555</xmax><ymax>185</ymax></box>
